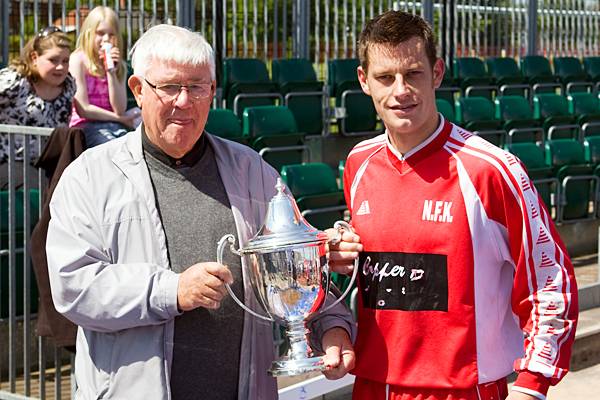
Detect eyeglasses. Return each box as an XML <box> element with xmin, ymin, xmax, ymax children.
<box><xmin>144</xmin><ymin>78</ymin><xmax>213</xmax><ymax>101</ymax></box>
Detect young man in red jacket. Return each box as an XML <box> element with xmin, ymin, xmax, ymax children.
<box><xmin>329</xmin><ymin>10</ymin><xmax>578</xmax><ymax>400</ymax></box>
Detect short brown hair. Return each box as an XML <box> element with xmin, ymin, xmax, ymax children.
<box><xmin>358</xmin><ymin>10</ymin><xmax>437</xmax><ymax>72</ymax></box>
<box><xmin>11</xmin><ymin>29</ymin><xmax>71</xmax><ymax>81</ymax></box>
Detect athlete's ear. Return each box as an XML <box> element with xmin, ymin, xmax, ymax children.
<box><xmin>432</xmin><ymin>58</ymin><xmax>445</xmax><ymax>89</ymax></box>
<box><xmin>358</xmin><ymin>65</ymin><xmax>371</xmax><ymax>96</ymax></box>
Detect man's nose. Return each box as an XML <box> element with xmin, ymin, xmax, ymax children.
<box><xmin>173</xmin><ymin>87</ymin><xmax>193</xmax><ymax>108</ymax></box>
<box><xmin>392</xmin><ymin>76</ymin><xmax>411</xmax><ymax>96</ymax></box>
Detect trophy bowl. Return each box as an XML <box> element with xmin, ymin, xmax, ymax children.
<box><xmin>217</xmin><ymin>179</ymin><xmax>357</xmax><ymax>376</ymax></box>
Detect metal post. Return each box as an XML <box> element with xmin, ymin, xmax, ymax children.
<box><xmin>1</xmin><ymin>0</ymin><xmax>8</xmax><ymax>66</ymax></box>
<box><xmin>177</xmin><ymin>0</ymin><xmax>194</xmax><ymax>29</ymax></box>
<box><xmin>297</xmin><ymin>0</ymin><xmax>310</xmax><ymax>59</ymax></box>
<box><xmin>422</xmin><ymin>0</ymin><xmax>434</xmax><ymax>26</ymax></box>
<box><xmin>528</xmin><ymin>0</ymin><xmax>538</xmax><ymax>55</ymax></box>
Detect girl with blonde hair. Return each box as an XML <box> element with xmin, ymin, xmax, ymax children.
<box><xmin>69</xmin><ymin>6</ymin><xmax>136</xmax><ymax>147</ymax></box>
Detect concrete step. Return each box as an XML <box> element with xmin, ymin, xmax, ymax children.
<box><xmin>571</xmin><ymin>305</ymin><xmax>600</xmax><ymax>371</ymax></box>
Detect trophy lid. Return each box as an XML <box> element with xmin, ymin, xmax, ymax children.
<box><xmin>242</xmin><ymin>178</ymin><xmax>328</xmax><ymax>252</ymax></box>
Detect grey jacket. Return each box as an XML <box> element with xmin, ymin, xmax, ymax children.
<box><xmin>46</xmin><ymin>127</ymin><xmax>355</xmax><ymax>399</ymax></box>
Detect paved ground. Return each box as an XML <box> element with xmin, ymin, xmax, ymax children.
<box><xmin>527</xmin><ymin>363</ymin><xmax>600</xmax><ymax>399</ymax></box>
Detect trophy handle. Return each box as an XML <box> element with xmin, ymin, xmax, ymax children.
<box><xmin>318</xmin><ymin>220</ymin><xmax>360</xmax><ymax>315</ymax></box>
<box><xmin>217</xmin><ymin>234</ymin><xmax>274</xmax><ymax>322</ymax></box>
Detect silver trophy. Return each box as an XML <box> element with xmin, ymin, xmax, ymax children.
<box><xmin>217</xmin><ymin>178</ymin><xmax>358</xmax><ymax>376</ymax></box>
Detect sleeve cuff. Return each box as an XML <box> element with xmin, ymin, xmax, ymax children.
<box><xmin>161</xmin><ymin>270</ymin><xmax>182</xmax><ymax>318</ymax></box>
<box><xmin>513</xmin><ymin>371</ymin><xmax>551</xmax><ymax>399</ymax></box>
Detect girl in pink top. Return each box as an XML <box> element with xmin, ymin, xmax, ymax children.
<box><xmin>69</xmin><ymin>6</ymin><xmax>136</xmax><ymax>147</ymax></box>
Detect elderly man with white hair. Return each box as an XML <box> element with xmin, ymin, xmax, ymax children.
<box><xmin>46</xmin><ymin>24</ymin><xmax>356</xmax><ymax>400</ymax></box>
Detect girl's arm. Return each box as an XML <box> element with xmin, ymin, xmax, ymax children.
<box><xmin>69</xmin><ymin>51</ymin><xmax>129</xmax><ymax>124</ymax></box>
<box><xmin>105</xmin><ymin>46</ymin><xmax>127</xmax><ymax>115</ymax></box>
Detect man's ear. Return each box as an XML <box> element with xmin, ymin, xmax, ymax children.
<box><xmin>357</xmin><ymin>65</ymin><xmax>371</xmax><ymax>96</ymax></box>
<box><xmin>432</xmin><ymin>58</ymin><xmax>445</xmax><ymax>89</ymax></box>
<box><xmin>128</xmin><ymin>75</ymin><xmax>143</xmax><ymax>107</ymax></box>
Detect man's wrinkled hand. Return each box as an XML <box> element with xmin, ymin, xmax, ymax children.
<box><xmin>326</xmin><ymin>227</ymin><xmax>363</xmax><ymax>275</ymax></box>
<box><xmin>321</xmin><ymin>327</ymin><xmax>355</xmax><ymax>380</ymax></box>
<box><xmin>177</xmin><ymin>262</ymin><xmax>233</xmax><ymax>311</ymax></box>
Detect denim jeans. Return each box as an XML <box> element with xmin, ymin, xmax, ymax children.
<box><xmin>80</xmin><ymin>121</ymin><xmax>129</xmax><ymax>148</ymax></box>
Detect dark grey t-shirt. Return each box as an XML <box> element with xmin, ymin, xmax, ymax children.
<box><xmin>143</xmin><ymin>131</ymin><xmax>244</xmax><ymax>400</ymax></box>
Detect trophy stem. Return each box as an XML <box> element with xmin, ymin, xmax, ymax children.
<box><xmin>267</xmin><ymin>320</ymin><xmax>325</xmax><ymax>376</ymax></box>
<box><xmin>287</xmin><ymin>321</ymin><xmax>311</xmax><ymax>360</ymax></box>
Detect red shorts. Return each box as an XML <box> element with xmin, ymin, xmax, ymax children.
<box><xmin>352</xmin><ymin>376</ymin><xmax>508</xmax><ymax>400</ymax></box>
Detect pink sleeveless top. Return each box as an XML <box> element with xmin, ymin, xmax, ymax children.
<box><xmin>69</xmin><ymin>52</ymin><xmax>112</xmax><ymax>127</ymax></box>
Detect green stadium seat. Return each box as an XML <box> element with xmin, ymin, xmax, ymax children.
<box><xmin>583</xmin><ymin>136</ymin><xmax>600</xmax><ymax>165</ymax></box>
<box><xmin>567</xmin><ymin>92</ymin><xmax>600</xmax><ymax>137</ymax></box>
<box><xmin>205</xmin><ymin>109</ymin><xmax>246</xmax><ymax>144</ymax></box>
<box><xmin>328</xmin><ymin>58</ymin><xmax>378</xmax><ymax>136</ymax></box>
<box><xmin>545</xmin><ymin>139</ymin><xmax>597</xmax><ymax>222</ymax></box>
<box><xmin>272</xmin><ymin>58</ymin><xmax>326</xmax><ymax>136</ymax></box>
<box><xmin>436</xmin><ymin>98</ymin><xmax>456</xmax><ymax>123</ymax></box>
<box><xmin>583</xmin><ymin>56</ymin><xmax>600</xmax><ymax>92</ymax></box>
<box><xmin>453</xmin><ymin>57</ymin><xmax>496</xmax><ymax>98</ymax></box>
<box><xmin>1</xmin><ymin>189</ymin><xmax>40</xmax><ymax>318</ymax></box>
<box><xmin>280</xmin><ymin>162</ymin><xmax>346</xmax><ymax>230</ymax></box>
<box><xmin>553</xmin><ymin>57</ymin><xmax>593</xmax><ymax>94</ymax></box>
<box><xmin>455</xmin><ymin>97</ymin><xmax>504</xmax><ymax>145</ymax></box>
<box><xmin>486</xmin><ymin>57</ymin><xmax>529</xmax><ymax>97</ymax></box>
<box><xmin>495</xmin><ymin>96</ymin><xmax>543</xmax><ymax>143</ymax></box>
<box><xmin>242</xmin><ymin>105</ymin><xmax>308</xmax><ymax>171</ymax></box>
<box><xmin>533</xmin><ymin>94</ymin><xmax>579</xmax><ymax>140</ymax></box>
<box><xmin>222</xmin><ymin>58</ymin><xmax>282</xmax><ymax>116</ymax></box>
<box><xmin>520</xmin><ymin>56</ymin><xmax>562</xmax><ymax>95</ymax></box>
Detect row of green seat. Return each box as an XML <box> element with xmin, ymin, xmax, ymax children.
<box><xmin>437</xmin><ymin>55</ymin><xmax>600</xmax><ymax>102</ymax></box>
<box><xmin>205</xmin><ymin>105</ymin><xmax>307</xmax><ymax>172</ymax></box>
<box><xmin>437</xmin><ymin>92</ymin><xmax>600</xmax><ymax>145</ymax></box>
<box><xmin>221</xmin><ymin>57</ymin><xmax>380</xmax><ymax>136</ymax></box>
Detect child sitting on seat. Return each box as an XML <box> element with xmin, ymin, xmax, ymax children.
<box><xmin>0</xmin><ymin>26</ymin><xmax>75</xmax><ymax>161</ymax></box>
<box><xmin>69</xmin><ymin>6</ymin><xmax>137</xmax><ymax>147</ymax></box>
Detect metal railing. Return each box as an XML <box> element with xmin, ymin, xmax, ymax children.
<box><xmin>2</xmin><ymin>1</ymin><xmax>600</xmax><ymax>80</ymax></box>
<box><xmin>0</xmin><ymin>124</ymin><xmax>77</xmax><ymax>400</ymax></box>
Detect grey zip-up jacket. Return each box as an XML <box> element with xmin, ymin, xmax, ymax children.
<box><xmin>46</xmin><ymin>126</ymin><xmax>356</xmax><ymax>399</ymax></box>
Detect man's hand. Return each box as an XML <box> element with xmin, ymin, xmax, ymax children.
<box><xmin>321</xmin><ymin>327</ymin><xmax>355</xmax><ymax>380</ymax></box>
<box><xmin>177</xmin><ymin>262</ymin><xmax>233</xmax><ymax>311</ymax></box>
<box><xmin>506</xmin><ymin>391</ymin><xmax>539</xmax><ymax>400</ymax></box>
<box><xmin>326</xmin><ymin>227</ymin><xmax>363</xmax><ymax>275</ymax></box>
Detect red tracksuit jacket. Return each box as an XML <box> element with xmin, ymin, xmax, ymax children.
<box><xmin>343</xmin><ymin>117</ymin><xmax>578</xmax><ymax>398</ymax></box>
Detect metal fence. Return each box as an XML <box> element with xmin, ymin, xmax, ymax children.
<box><xmin>2</xmin><ymin>1</ymin><xmax>599</xmax><ymax>79</ymax></box>
<box><xmin>0</xmin><ymin>125</ymin><xmax>77</xmax><ymax>400</ymax></box>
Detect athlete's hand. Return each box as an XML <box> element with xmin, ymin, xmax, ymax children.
<box><xmin>505</xmin><ymin>392</ymin><xmax>538</xmax><ymax>400</ymax></box>
<box><xmin>321</xmin><ymin>327</ymin><xmax>355</xmax><ymax>380</ymax></box>
<box><xmin>326</xmin><ymin>227</ymin><xmax>362</xmax><ymax>275</ymax></box>
<box><xmin>177</xmin><ymin>262</ymin><xmax>233</xmax><ymax>311</ymax></box>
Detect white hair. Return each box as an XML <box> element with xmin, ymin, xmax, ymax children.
<box><xmin>130</xmin><ymin>24</ymin><xmax>215</xmax><ymax>80</ymax></box>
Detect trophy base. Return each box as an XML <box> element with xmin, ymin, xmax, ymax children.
<box><xmin>268</xmin><ymin>356</ymin><xmax>325</xmax><ymax>376</ymax></box>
